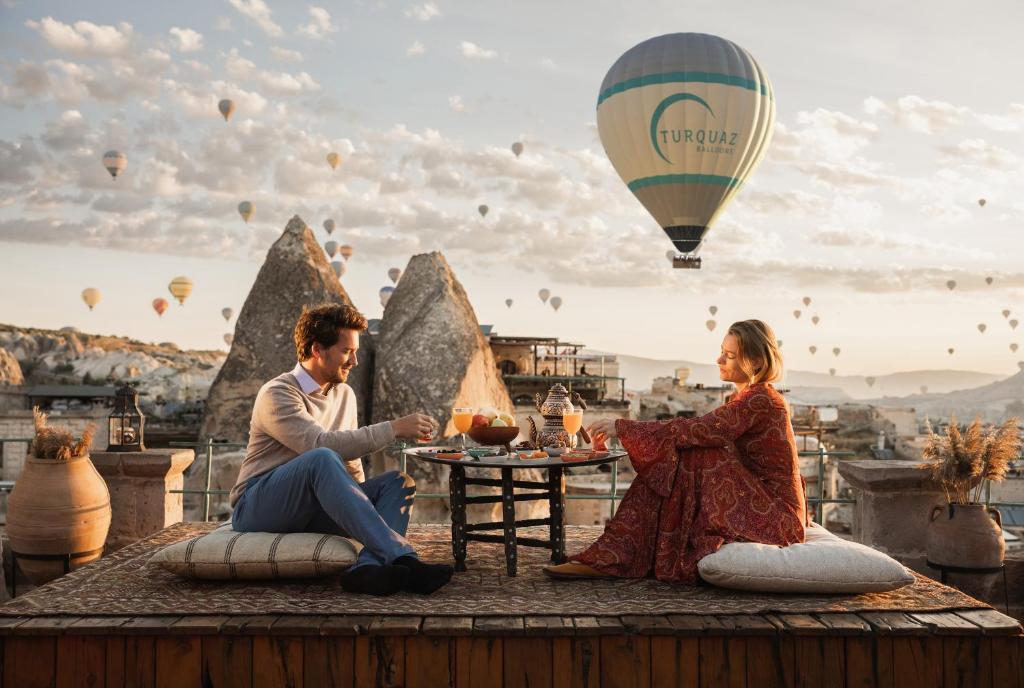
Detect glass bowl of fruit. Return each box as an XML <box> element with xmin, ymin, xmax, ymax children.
<box><xmin>466</xmin><ymin>408</ymin><xmax>519</xmax><ymax>454</ymax></box>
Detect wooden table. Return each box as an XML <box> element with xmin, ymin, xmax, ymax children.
<box><xmin>405</xmin><ymin>448</ymin><xmax>626</xmax><ymax>576</ymax></box>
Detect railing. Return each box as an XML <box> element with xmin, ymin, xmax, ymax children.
<box><xmin>168</xmin><ymin>439</ymin><xmax>245</xmax><ymax>521</ymax></box>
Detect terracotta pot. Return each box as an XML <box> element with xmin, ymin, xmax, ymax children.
<box><xmin>7</xmin><ymin>453</ymin><xmax>111</xmax><ymax>585</ymax></box>
<box><xmin>925</xmin><ymin>503</ymin><xmax>1004</xmax><ymax>569</ymax></box>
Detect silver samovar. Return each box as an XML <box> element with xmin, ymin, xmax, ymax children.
<box><xmin>526</xmin><ymin>383</ymin><xmax>588</xmax><ymax>449</ymax></box>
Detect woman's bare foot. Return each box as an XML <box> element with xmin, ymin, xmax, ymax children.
<box><xmin>542</xmin><ymin>562</ymin><xmax>612</xmax><ymax>579</ymax></box>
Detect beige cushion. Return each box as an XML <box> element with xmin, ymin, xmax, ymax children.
<box><xmin>150</xmin><ymin>522</ymin><xmax>361</xmax><ymax>580</ymax></box>
<box><xmin>697</xmin><ymin>523</ymin><xmax>915</xmax><ymax>593</ymax></box>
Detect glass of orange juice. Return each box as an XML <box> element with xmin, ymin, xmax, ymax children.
<box><xmin>562</xmin><ymin>408</ymin><xmax>583</xmax><ymax>445</ymax></box>
<box><xmin>453</xmin><ymin>407</ymin><xmax>474</xmax><ymax>450</ymax></box>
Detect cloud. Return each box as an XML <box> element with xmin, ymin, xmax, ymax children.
<box><xmin>222</xmin><ymin>49</ymin><xmax>319</xmax><ymax>95</ymax></box>
<box><xmin>539</xmin><ymin>58</ymin><xmax>557</xmax><ymax>72</ymax></box>
<box><xmin>937</xmin><ymin>139</ymin><xmax>1020</xmax><ymax>171</ymax></box>
<box><xmin>25</xmin><ymin>16</ymin><xmax>133</xmax><ymax>57</ymax></box>
<box><xmin>810</xmin><ymin>226</ymin><xmax>993</xmax><ymax>260</ymax></box>
<box><xmin>460</xmin><ymin>41</ymin><xmax>497</xmax><ymax>60</ymax></box>
<box><xmin>169</xmin><ymin>27</ymin><xmax>203</xmax><ymax>53</ymax></box>
<box><xmin>215</xmin><ymin>16</ymin><xmax>233</xmax><ymax>31</ymax></box>
<box><xmin>40</xmin><ymin>110</ymin><xmax>90</xmax><ymax>151</ymax></box>
<box><xmin>863</xmin><ymin>95</ymin><xmax>968</xmax><ymax>134</ymax></box>
<box><xmin>404</xmin><ymin>2</ymin><xmax>440</xmax><ymax>21</ymax></box>
<box><xmin>270</xmin><ymin>46</ymin><xmax>303</xmax><ymax>63</ymax></box>
<box><xmin>1</xmin><ymin>54</ymin><xmax>170</xmax><ymax>106</ymax></box>
<box><xmin>227</xmin><ymin>0</ymin><xmax>282</xmax><ymax>37</ymax></box>
<box><xmin>448</xmin><ymin>95</ymin><xmax>466</xmax><ymax>113</ymax></box>
<box><xmin>296</xmin><ymin>6</ymin><xmax>338</xmax><ymax>40</ymax></box>
<box><xmin>406</xmin><ymin>41</ymin><xmax>425</xmax><ymax>57</ymax></box>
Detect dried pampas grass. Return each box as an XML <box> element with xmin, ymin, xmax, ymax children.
<box><xmin>920</xmin><ymin>415</ymin><xmax>1021</xmax><ymax>505</ymax></box>
<box><xmin>31</xmin><ymin>407</ymin><xmax>95</xmax><ymax>461</ymax></box>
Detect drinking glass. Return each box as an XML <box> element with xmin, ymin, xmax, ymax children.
<box><xmin>562</xmin><ymin>409</ymin><xmax>584</xmax><ymax>445</ymax></box>
<box><xmin>452</xmin><ymin>407</ymin><xmax>474</xmax><ymax>450</ymax></box>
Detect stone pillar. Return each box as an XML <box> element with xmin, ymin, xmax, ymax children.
<box><xmin>91</xmin><ymin>449</ymin><xmax>195</xmax><ymax>553</ymax></box>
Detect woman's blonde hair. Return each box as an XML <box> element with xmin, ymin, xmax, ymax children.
<box><xmin>727</xmin><ymin>319</ymin><xmax>783</xmax><ymax>384</ymax></box>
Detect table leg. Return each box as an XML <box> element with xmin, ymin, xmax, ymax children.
<box><xmin>501</xmin><ymin>466</ymin><xmax>517</xmax><ymax>577</ymax></box>
<box><xmin>449</xmin><ymin>464</ymin><xmax>467</xmax><ymax>572</ymax></box>
<box><xmin>548</xmin><ymin>465</ymin><xmax>566</xmax><ymax>563</ymax></box>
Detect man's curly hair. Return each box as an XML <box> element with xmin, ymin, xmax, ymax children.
<box><xmin>293</xmin><ymin>303</ymin><xmax>368</xmax><ymax>361</ymax></box>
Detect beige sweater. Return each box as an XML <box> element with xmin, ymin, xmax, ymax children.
<box><xmin>229</xmin><ymin>364</ymin><xmax>396</xmax><ymax>506</ymax></box>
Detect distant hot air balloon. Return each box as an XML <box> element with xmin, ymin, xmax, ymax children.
<box><xmin>920</xmin><ymin>385</ymin><xmax>928</xmax><ymax>394</ymax></box>
<box><xmin>380</xmin><ymin>286</ymin><xmax>395</xmax><ymax>308</ymax></box>
<box><xmin>168</xmin><ymin>276</ymin><xmax>194</xmax><ymax>305</ymax></box>
<box><xmin>238</xmin><ymin>201</ymin><xmax>254</xmax><ymax>223</ymax></box>
<box><xmin>327</xmin><ymin>152</ymin><xmax>341</xmax><ymax>170</ymax></box>
<box><xmin>829</xmin><ymin>368</ymin><xmax>836</xmax><ymax>377</ymax></box>
<box><xmin>102</xmin><ymin>150</ymin><xmax>126</xmax><ymax>179</ymax></box>
<box><xmin>218</xmin><ymin>99</ymin><xmax>235</xmax><ymax>122</ymax></box>
<box><xmin>221</xmin><ymin>307</ymin><xmax>233</xmax><ymax>322</ymax></box>
<box><xmin>809</xmin><ymin>345</ymin><xmax>817</xmax><ymax>355</ymax></box>
<box><xmin>802</xmin><ymin>297</ymin><xmax>811</xmax><ymax>307</ymax></box>
<box><xmin>793</xmin><ymin>310</ymin><xmax>802</xmax><ymax>320</ymax></box>
<box><xmin>339</xmin><ymin>245</ymin><xmax>353</xmax><ymax>260</ymax></box>
<box><xmin>550</xmin><ymin>296</ymin><xmax>563</xmax><ymax>312</ymax></box>
<box><xmin>705</xmin><ymin>319</ymin><xmax>716</xmax><ymax>332</ymax></box>
<box><xmin>948</xmin><ymin>347</ymin><xmax>955</xmax><ymax>355</ymax></box>
<box><xmin>1019</xmin><ymin>361</ymin><xmax>1024</xmax><ymax>372</ymax></box>
<box><xmin>1011</xmin><ymin>319</ymin><xmax>1019</xmax><ymax>330</ymax></box>
<box><xmin>224</xmin><ymin>333</ymin><xmax>233</xmax><ymax>346</ymax></box>
<box><xmin>596</xmin><ymin>33</ymin><xmax>774</xmax><ymax>266</ymax></box>
<box><xmin>776</xmin><ymin>339</ymin><xmax>783</xmax><ymax>348</ymax></box>
<box><xmin>977</xmin><ymin>323</ymin><xmax>987</xmax><ymax>333</ymax></box>
<box><xmin>511</xmin><ymin>142</ymin><xmax>524</xmax><ymax>158</ymax></box>
<box><xmin>946</xmin><ymin>280</ymin><xmax>956</xmax><ymax>291</ymax></box>
<box><xmin>505</xmin><ymin>298</ymin><xmax>513</xmax><ymax>308</ymax></box>
<box><xmin>832</xmin><ymin>347</ymin><xmax>841</xmax><ymax>357</ymax></box>
<box><xmin>323</xmin><ymin>219</ymin><xmax>336</xmax><ymax>234</ymax></box>
<box><xmin>986</xmin><ymin>276</ymin><xmax>994</xmax><ymax>286</ymax></box>
<box><xmin>81</xmin><ymin>288</ymin><xmax>101</xmax><ymax>310</ymax></box>
<box><xmin>865</xmin><ymin>376</ymin><xmax>876</xmax><ymax>387</ymax></box>
<box><xmin>812</xmin><ymin>315</ymin><xmax>820</xmax><ymax>326</ymax></box>
<box><xmin>1011</xmin><ymin>343</ymin><xmax>1019</xmax><ymax>353</ymax></box>
<box><xmin>478</xmin><ymin>204</ymin><xmax>489</xmax><ymax>218</ymax></box>
<box><xmin>152</xmin><ymin>298</ymin><xmax>168</xmax><ymax>317</ymax></box>
<box><xmin>331</xmin><ymin>260</ymin><xmax>346</xmax><ymax>278</ymax></box>
<box><xmin>1003</xmin><ymin>309</ymin><xmax>1011</xmax><ymax>319</ymax></box>
<box><xmin>708</xmin><ymin>306</ymin><xmax>717</xmax><ymax>316</ymax></box>
<box><xmin>665</xmin><ymin>249</ymin><xmax>675</xmax><ymax>262</ymax></box>
<box><xmin>978</xmin><ymin>198</ymin><xmax>986</xmax><ymax>207</ymax></box>
<box><xmin>388</xmin><ymin>268</ymin><xmax>402</xmax><ymax>284</ymax></box>
<box><xmin>324</xmin><ymin>241</ymin><xmax>339</xmax><ymax>258</ymax></box>
<box><xmin>538</xmin><ymin>289</ymin><xmax>550</xmax><ymax>304</ymax></box>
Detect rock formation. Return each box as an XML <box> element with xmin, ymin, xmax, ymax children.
<box><xmin>199</xmin><ymin>215</ymin><xmax>358</xmax><ymax>442</ymax></box>
<box><xmin>0</xmin><ymin>347</ymin><xmax>24</xmax><ymax>386</ymax></box>
<box><xmin>371</xmin><ymin>252</ymin><xmax>521</xmax><ymax>522</ymax></box>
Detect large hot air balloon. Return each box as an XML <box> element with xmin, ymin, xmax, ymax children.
<box><xmin>327</xmin><ymin>152</ymin><xmax>341</xmax><ymax>170</ymax></box>
<box><xmin>324</xmin><ymin>241</ymin><xmax>339</xmax><ymax>258</ymax></box>
<box><xmin>793</xmin><ymin>310</ymin><xmax>801</xmax><ymax>320</ymax></box>
<box><xmin>102</xmin><ymin>150</ymin><xmax>126</xmax><ymax>179</ymax></box>
<box><xmin>832</xmin><ymin>347</ymin><xmax>841</xmax><ymax>357</ymax></box>
<box><xmin>323</xmin><ymin>219</ymin><xmax>336</xmax><ymax>234</ymax></box>
<box><xmin>505</xmin><ymin>298</ymin><xmax>513</xmax><ymax>308</ymax></box>
<box><xmin>538</xmin><ymin>289</ymin><xmax>550</xmax><ymax>304</ymax></box>
<box><xmin>1011</xmin><ymin>319</ymin><xmax>1020</xmax><ymax>331</ymax></box>
<box><xmin>978</xmin><ymin>323</ymin><xmax>987</xmax><ymax>334</ymax></box>
<box><xmin>478</xmin><ymin>204</ymin><xmax>489</xmax><ymax>218</ymax></box>
<box><xmin>809</xmin><ymin>345</ymin><xmax>817</xmax><ymax>355</ymax></box>
<box><xmin>152</xmin><ymin>298</ymin><xmax>168</xmax><ymax>317</ymax></box>
<box><xmin>380</xmin><ymin>286</ymin><xmax>395</xmax><ymax>308</ymax></box>
<box><xmin>388</xmin><ymin>268</ymin><xmax>402</xmax><ymax>284</ymax></box>
<box><xmin>339</xmin><ymin>244</ymin><xmax>353</xmax><ymax>260</ymax></box>
<box><xmin>550</xmin><ymin>296</ymin><xmax>563</xmax><ymax>312</ymax></box>
<box><xmin>224</xmin><ymin>333</ymin><xmax>233</xmax><ymax>346</ymax></box>
<box><xmin>596</xmin><ymin>33</ymin><xmax>774</xmax><ymax>268</ymax></box>
<box><xmin>802</xmin><ymin>297</ymin><xmax>811</xmax><ymax>307</ymax></box>
<box><xmin>705</xmin><ymin>319</ymin><xmax>716</xmax><ymax>332</ymax></box>
<box><xmin>81</xmin><ymin>288</ymin><xmax>101</xmax><ymax>310</ymax></box>
<box><xmin>168</xmin><ymin>276</ymin><xmax>194</xmax><ymax>305</ymax></box>
<box><xmin>218</xmin><ymin>99</ymin><xmax>235</xmax><ymax>122</ymax></box>
<box><xmin>511</xmin><ymin>142</ymin><xmax>524</xmax><ymax>158</ymax></box>
<box><xmin>811</xmin><ymin>315</ymin><xmax>820</xmax><ymax>326</ymax></box>
<box><xmin>331</xmin><ymin>260</ymin><xmax>346</xmax><ymax>278</ymax></box>
<box><xmin>946</xmin><ymin>280</ymin><xmax>956</xmax><ymax>291</ymax></box>
<box><xmin>238</xmin><ymin>201</ymin><xmax>254</xmax><ymax>223</ymax></box>
<box><xmin>221</xmin><ymin>307</ymin><xmax>233</xmax><ymax>322</ymax></box>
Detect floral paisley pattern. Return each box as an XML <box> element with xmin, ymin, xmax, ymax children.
<box><xmin>572</xmin><ymin>383</ymin><xmax>808</xmax><ymax>585</ymax></box>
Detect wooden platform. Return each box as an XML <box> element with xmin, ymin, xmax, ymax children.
<box><xmin>0</xmin><ymin>609</ymin><xmax>1020</xmax><ymax>687</ymax></box>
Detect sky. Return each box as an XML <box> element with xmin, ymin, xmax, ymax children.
<box><xmin>2</xmin><ymin>1</ymin><xmax>1024</xmax><ymax>378</ymax></box>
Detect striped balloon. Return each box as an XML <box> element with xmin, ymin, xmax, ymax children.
<box><xmin>597</xmin><ymin>33</ymin><xmax>774</xmax><ymax>258</ymax></box>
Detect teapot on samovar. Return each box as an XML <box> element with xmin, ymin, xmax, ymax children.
<box><xmin>525</xmin><ymin>383</ymin><xmax>590</xmax><ymax>449</ymax></box>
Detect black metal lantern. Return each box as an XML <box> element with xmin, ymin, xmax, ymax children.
<box><xmin>107</xmin><ymin>383</ymin><xmax>145</xmax><ymax>452</ymax></box>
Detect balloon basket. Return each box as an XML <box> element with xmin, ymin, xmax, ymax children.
<box><xmin>672</xmin><ymin>256</ymin><xmax>702</xmax><ymax>270</ymax></box>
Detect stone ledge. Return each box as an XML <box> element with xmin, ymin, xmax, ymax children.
<box><xmin>838</xmin><ymin>459</ymin><xmax>943</xmax><ymax>491</ymax></box>
<box><xmin>92</xmin><ymin>448</ymin><xmax>194</xmax><ymax>478</ymax></box>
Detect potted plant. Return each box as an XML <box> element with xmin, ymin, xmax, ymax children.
<box><xmin>7</xmin><ymin>408</ymin><xmax>111</xmax><ymax>585</ymax></box>
<box><xmin>919</xmin><ymin>415</ymin><xmax>1020</xmax><ymax>569</ymax></box>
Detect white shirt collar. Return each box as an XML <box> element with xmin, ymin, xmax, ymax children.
<box><xmin>291</xmin><ymin>362</ymin><xmax>323</xmax><ymax>395</ymax></box>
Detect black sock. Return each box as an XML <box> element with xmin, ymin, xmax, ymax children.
<box><xmin>393</xmin><ymin>555</ymin><xmax>454</xmax><ymax>595</ymax></box>
<box><xmin>340</xmin><ymin>564</ymin><xmax>409</xmax><ymax>596</ymax></box>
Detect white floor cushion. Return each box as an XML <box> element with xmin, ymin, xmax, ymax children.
<box><xmin>150</xmin><ymin>522</ymin><xmax>361</xmax><ymax>580</ymax></box>
<box><xmin>697</xmin><ymin>523</ymin><xmax>915</xmax><ymax>593</ymax></box>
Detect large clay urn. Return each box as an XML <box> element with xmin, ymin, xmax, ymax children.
<box><xmin>7</xmin><ymin>453</ymin><xmax>112</xmax><ymax>585</ymax></box>
<box><xmin>925</xmin><ymin>503</ymin><xmax>1004</xmax><ymax>569</ymax></box>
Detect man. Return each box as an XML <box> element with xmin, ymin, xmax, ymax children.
<box><xmin>230</xmin><ymin>303</ymin><xmax>453</xmax><ymax>596</ymax></box>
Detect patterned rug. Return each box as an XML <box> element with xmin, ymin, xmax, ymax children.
<box><xmin>0</xmin><ymin>522</ymin><xmax>987</xmax><ymax>617</ymax></box>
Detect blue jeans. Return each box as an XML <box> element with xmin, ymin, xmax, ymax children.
<box><xmin>232</xmin><ymin>447</ymin><xmax>417</xmax><ymax>569</ymax></box>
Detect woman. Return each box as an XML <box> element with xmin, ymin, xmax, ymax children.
<box><xmin>544</xmin><ymin>319</ymin><xmax>807</xmax><ymax>585</ymax></box>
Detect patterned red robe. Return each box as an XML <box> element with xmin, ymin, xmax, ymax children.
<box><xmin>571</xmin><ymin>383</ymin><xmax>807</xmax><ymax>585</ymax></box>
